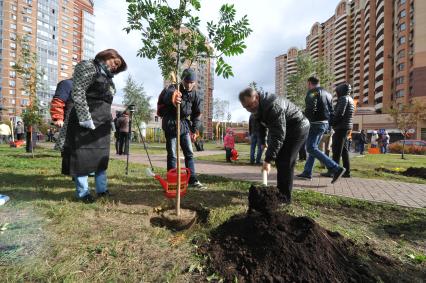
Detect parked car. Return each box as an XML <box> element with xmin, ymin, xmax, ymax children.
<box><xmin>393</xmin><ymin>140</ymin><xmax>426</xmax><ymax>147</ymax></box>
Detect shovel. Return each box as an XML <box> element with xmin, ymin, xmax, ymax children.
<box><xmin>262</xmin><ymin>169</ymin><xmax>268</xmax><ymax>186</ymax></box>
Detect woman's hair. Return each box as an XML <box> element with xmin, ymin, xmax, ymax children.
<box><xmin>95</xmin><ymin>49</ymin><xmax>127</xmax><ymax>74</ymax></box>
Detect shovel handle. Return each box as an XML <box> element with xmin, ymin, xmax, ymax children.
<box><xmin>262</xmin><ymin>169</ymin><xmax>268</xmax><ymax>186</ymax></box>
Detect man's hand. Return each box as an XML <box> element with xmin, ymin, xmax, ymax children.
<box><xmin>190</xmin><ymin>131</ymin><xmax>199</xmax><ymax>142</ymax></box>
<box><xmin>261</xmin><ymin>144</ymin><xmax>267</xmax><ymax>151</ymax></box>
<box><xmin>79</xmin><ymin>119</ymin><xmax>96</xmax><ymax>130</ymax></box>
<box><xmin>172</xmin><ymin>90</ymin><xmax>182</xmax><ymax>107</ymax></box>
<box><xmin>54</xmin><ymin>120</ymin><xmax>64</xmax><ymax>128</ymax></box>
<box><xmin>262</xmin><ymin>161</ymin><xmax>271</xmax><ymax>174</ymax></box>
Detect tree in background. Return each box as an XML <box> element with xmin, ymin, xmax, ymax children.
<box><xmin>287</xmin><ymin>53</ymin><xmax>334</xmax><ymax>108</ymax></box>
<box><xmin>13</xmin><ymin>36</ymin><xmax>45</xmax><ymax>156</ymax></box>
<box><xmin>123</xmin><ymin>75</ymin><xmax>152</xmax><ymax>125</ymax></box>
<box><xmin>249</xmin><ymin>81</ymin><xmax>264</xmax><ymax>94</ymax></box>
<box><xmin>213</xmin><ymin>98</ymin><xmax>230</xmax><ymax>143</ymax></box>
<box><xmin>388</xmin><ymin>102</ymin><xmax>426</xmax><ymax>159</ymax></box>
<box><xmin>125</xmin><ymin>0</ymin><xmax>252</xmax><ymax>216</ymax></box>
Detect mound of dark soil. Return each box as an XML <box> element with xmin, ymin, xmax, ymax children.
<box><xmin>403</xmin><ymin>167</ymin><xmax>426</xmax><ymax>179</ymax></box>
<box><xmin>203</xmin><ymin>212</ymin><xmax>378</xmax><ymax>283</ymax></box>
<box><xmin>248</xmin><ymin>185</ymin><xmax>280</xmax><ymax>215</ymax></box>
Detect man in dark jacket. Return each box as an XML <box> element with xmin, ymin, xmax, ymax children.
<box><xmin>297</xmin><ymin>76</ymin><xmax>346</xmax><ymax>183</ymax></box>
<box><xmin>239</xmin><ymin>88</ymin><xmax>309</xmax><ymax>203</ymax></box>
<box><xmin>249</xmin><ymin>113</ymin><xmax>262</xmax><ymax>164</ymax></box>
<box><xmin>117</xmin><ymin>111</ymin><xmax>130</xmax><ymax>155</ymax></box>
<box><xmin>161</xmin><ymin>68</ymin><xmax>205</xmax><ymax>189</ymax></box>
<box><xmin>326</xmin><ymin>83</ymin><xmax>355</xmax><ymax>178</ymax></box>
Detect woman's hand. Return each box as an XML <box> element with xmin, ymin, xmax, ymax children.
<box><xmin>262</xmin><ymin>161</ymin><xmax>271</xmax><ymax>174</ymax></box>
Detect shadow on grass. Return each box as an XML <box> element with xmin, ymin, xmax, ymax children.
<box><xmin>374</xmin><ymin>218</ymin><xmax>426</xmax><ymax>242</ymax></box>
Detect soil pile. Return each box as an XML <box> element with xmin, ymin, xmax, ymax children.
<box><xmin>202</xmin><ymin>185</ymin><xmax>379</xmax><ymax>282</ymax></box>
<box><xmin>403</xmin><ymin>167</ymin><xmax>426</xmax><ymax>179</ymax></box>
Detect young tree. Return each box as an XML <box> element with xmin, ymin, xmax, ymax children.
<box><xmin>125</xmin><ymin>0</ymin><xmax>252</xmax><ymax>216</ymax></box>
<box><xmin>388</xmin><ymin>102</ymin><xmax>426</xmax><ymax>159</ymax></box>
<box><xmin>123</xmin><ymin>75</ymin><xmax>153</xmax><ymax>136</ymax></box>
<box><xmin>287</xmin><ymin>53</ymin><xmax>334</xmax><ymax>108</ymax></box>
<box><xmin>13</xmin><ymin>36</ymin><xmax>45</xmax><ymax>156</ymax></box>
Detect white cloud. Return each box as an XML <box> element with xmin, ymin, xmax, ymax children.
<box><xmin>94</xmin><ymin>0</ymin><xmax>342</xmax><ymax>121</ymax></box>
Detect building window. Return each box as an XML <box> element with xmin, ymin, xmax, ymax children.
<box><xmin>10</xmin><ymin>62</ymin><xmax>16</xmax><ymax>67</ymax></box>
<box><xmin>9</xmin><ymin>80</ymin><xmax>16</xmax><ymax>87</ymax></box>
<box><xmin>398</xmin><ymin>36</ymin><xmax>406</xmax><ymax>45</ymax></box>
<box><xmin>10</xmin><ymin>32</ymin><xmax>17</xmax><ymax>41</ymax></box>
<box><xmin>400</xmin><ymin>0</ymin><xmax>406</xmax><ymax>5</ymax></box>
<box><xmin>398</xmin><ymin>50</ymin><xmax>405</xmax><ymax>59</ymax></box>
<box><xmin>10</xmin><ymin>51</ymin><xmax>16</xmax><ymax>58</ymax></box>
<box><xmin>396</xmin><ymin>90</ymin><xmax>404</xmax><ymax>98</ymax></box>
<box><xmin>9</xmin><ymin>71</ymin><xmax>16</xmax><ymax>78</ymax></box>
<box><xmin>399</xmin><ymin>10</ymin><xmax>406</xmax><ymax>18</ymax></box>
<box><xmin>10</xmin><ymin>42</ymin><xmax>16</xmax><ymax>49</ymax></box>
<box><xmin>23</xmin><ymin>16</ymin><xmax>32</xmax><ymax>23</ymax></box>
<box><xmin>10</xmin><ymin>89</ymin><xmax>15</xmax><ymax>95</ymax></box>
<box><xmin>398</xmin><ymin>63</ymin><xmax>405</xmax><ymax>71</ymax></box>
<box><xmin>23</xmin><ymin>26</ymin><xmax>32</xmax><ymax>33</ymax></box>
<box><xmin>24</xmin><ymin>7</ymin><xmax>32</xmax><ymax>14</ymax></box>
<box><xmin>10</xmin><ymin>99</ymin><xmax>16</xmax><ymax>105</ymax></box>
<box><xmin>24</xmin><ymin>0</ymin><xmax>32</xmax><ymax>4</ymax></box>
<box><xmin>10</xmin><ymin>23</ymin><xmax>17</xmax><ymax>29</ymax></box>
<box><xmin>12</xmin><ymin>5</ymin><xmax>17</xmax><ymax>11</ymax></box>
<box><xmin>11</xmin><ymin>14</ymin><xmax>17</xmax><ymax>20</ymax></box>
<box><xmin>399</xmin><ymin>23</ymin><xmax>406</xmax><ymax>31</ymax></box>
<box><xmin>396</xmin><ymin>77</ymin><xmax>404</xmax><ymax>85</ymax></box>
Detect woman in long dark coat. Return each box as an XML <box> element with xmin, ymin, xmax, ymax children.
<box><xmin>61</xmin><ymin>49</ymin><xmax>127</xmax><ymax>202</ymax></box>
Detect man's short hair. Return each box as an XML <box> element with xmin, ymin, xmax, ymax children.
<box><xmin>239</xmin><ymin>87</ymin><xmax>255</xmax><ymax>103</ymax></box>
<box><xmin>307</xmin><ymin>76</ymin><xmax>319</xmax><ymax>85</ymax></box>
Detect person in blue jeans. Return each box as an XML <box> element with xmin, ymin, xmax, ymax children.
<box><xmin>159</xmin><ymin>68</ymin><xmax>206</xmax><ymax>189</ymax></box>
<box><xmin>249</xmin><ymin>113</ymin><xmax>262</xmax><ymax>164</ymax></box>
<box><xmin>296</xmin><ymin>76</ymin><xmax>346</xmax><ymax>184</ymax></box>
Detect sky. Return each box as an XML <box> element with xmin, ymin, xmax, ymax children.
<box><xmin>93</xmin><ymin>0</ymin><xmax>342</xmax><ymax>122</ymax></box>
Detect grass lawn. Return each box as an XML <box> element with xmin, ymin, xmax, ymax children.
<box><xmin>0</xmin><ymin>145</ymin><xmax>425</xmax><ymax>281</ymax></box>
<box><xmin>197</xmin><ymin>149</ymin><xmax>426</xmax><ymax>184</ymax></box>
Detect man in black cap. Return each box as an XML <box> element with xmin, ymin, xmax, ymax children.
<box><xmin>159</xmin><ymin>68</ymin><xmax>206</xmax><ymax>189</ymax></box>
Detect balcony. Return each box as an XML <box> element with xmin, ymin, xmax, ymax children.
<box><xmin>375</xmin><ymin>33</ymin><xmax>384</xmax><ymax>45</ymax></box>
<box><xmin>375</xmin><ymin>68</ymin><xmax>384</xmax><ymax>77</ymax></box>
<box><xmin>376</xmin><ymin>23</ymin><xmax>384</xmax><ymax>36</ymax></box>
<box><xmin>375</xmin><ymin>80</ymin><xmax>383</xmax><ymax>90</ymax></box>
<box><xmin>363</xmin><ymin>96</ymin><xmax>369</xmax><ymax>103</ymax></box>
<box><xmin>375</xmin><ymin>56</ymin><xmax>384</xmax><ymax>68</ymax></box>
<box><xmin>374</xmin><ymin>102</ymin><xmax>383</xmax><ymax>110</ymax></box>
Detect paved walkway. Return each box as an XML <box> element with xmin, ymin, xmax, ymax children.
<box><xmin>112</xmin><ymin>151</ymin><xmax>426</xmax><ymax>209</ymax></box>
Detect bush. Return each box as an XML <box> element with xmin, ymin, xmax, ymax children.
<box><xmin>388</xmin><ymin>143</ymin><xmax>426</xmax><ymax>155</ymax></box>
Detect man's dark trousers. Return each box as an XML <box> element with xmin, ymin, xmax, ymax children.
<box><xmin>332</xmin><ymin>129</ymin><xmax>350</xmax><ymax>174</ymax></box>
<box><xmin>276</xmin><ymin>127</ymin><xmax>309</xmax><ymax>203</ymax></box>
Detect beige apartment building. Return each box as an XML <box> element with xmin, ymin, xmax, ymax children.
<box><xmin>275</xmin><ymin>0</ymin><xmax>426</xmax><ymax>139</ymax></box>
<box><xmin>274</xmin><ymin>47</ymin><xmax>300</xmax><ymax>97</ymax></box>
<box><xmin>0</xmin><ymin>0</ymin><xmax>94</xmax><ymax>120</ymax></box>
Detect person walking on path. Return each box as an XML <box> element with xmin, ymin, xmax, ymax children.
<box><xmin>113</xmin><ymin>111</ymin><xmax>121</xmax><ymax>154</ymax></box>
<box><xmin>60</xmin><ymin>48</ymin><xmax>127</xmax><ymax>203</ymax></box>
<box><xmin>15</xmin><ymin>121</ymin><xmax>25</xmax><ymax>141</ymax></box>
<box><xmin>159</xmin><ymin>68</ymin><xmax>206</xmax><ymax>189</ymax></box>
<box><xmin>0</xmin><ymin>122</ymin><xmax>11</xmax><ymax>144</ymax></box>
<box><xmin>249</xmin><ymin>113</ymin><xmax>263</xmax><ymax>165</ymax></box>
<box><xmin>239</xmin><ymin>88</ymin><xmax>309</xmax><ymax>204</ymax></box>
<box><xmin>371</xmin><ymin>131</ymin><xmax>379</xmax><ymax>148</ymax></box>
<box><xmin>323</xmin><ymin>83</ymin><xmax>354</xmax><ymax>178</ymax></box>
<box><xmin>296</xmin><ymin>76</ymin><xmax>346</xmax><ymax>183</ymax></box>
<box><xmin>117</xmin><ymin>111</ymin><xmax>130</xmax><ymax>155</ymax></box>
<box><xmin>224</xmin><ymin>128</ymin><xmax>235</xmax><ymax>163</ymax></box>
<box><xmin>381</xmin><ymin>131</ymin><xmax>390</xmax><ymax>154</ymax></box>
<box><xmin>359</xmin><ymin>129</ymin><xmax>367</xmax><ymax>154</ymax></box>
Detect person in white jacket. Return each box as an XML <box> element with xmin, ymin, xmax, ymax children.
<box><xmin>0</xmin><ymin>123</ymin><xmax>11</xmax><ymax>144</ymax></box>
<box><xmin>370</xmin><ymin>131</ymin><xmax>379</xmax><ymax>148</ymax></box>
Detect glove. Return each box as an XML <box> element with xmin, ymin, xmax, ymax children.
<box><xmin>79</xmin><ymin>119</ymin><xmax>95</xmax><ymax>130</ymax></box>
<box><xmin>54</xmin><ymin>120</ymin><xmax>64</xmax><ymax>128</ymax></box>
<box><xmin>171</xmin><ymin>90</ymin><xmax>182</xmax><ymax>107</ymax></box>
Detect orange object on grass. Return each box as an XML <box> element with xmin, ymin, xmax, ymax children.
<box><xmin>368</xmin><ymin>147</ymin><xmax>380</xmax><ymax>154</ymax></box>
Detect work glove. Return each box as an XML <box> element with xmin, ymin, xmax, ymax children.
<box><xmin>54</xmin><ymin>120</ymin><xmax>64</xmax><ymax>128</ymax></box>
<box><xmin>171</xmin><ymin>90</ymin><xmax>182</xmax><ymax>107</ymax></box>
<box><xmin>79</xmin><ymin>119</ymin><xmax>96</xmax><ymax>130</ymax></box>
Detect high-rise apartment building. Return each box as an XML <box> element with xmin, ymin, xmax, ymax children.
<box><xmin>275</xmin><ymin>0</ymin><xmax>426</xmax><ymax>138</ymax></box>
<box><xmin>0</xmin><ymin>0</ymin><xmax>94</xmax><ymax>119</ymax></box>
<box><xmin>274</xmin><ymin>47</ymin><xmax>300</xmax><ymax>97</ymax></box>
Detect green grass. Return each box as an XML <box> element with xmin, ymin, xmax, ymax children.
<box><xmin>0</xmin><ymin>145</ymin><xmax>425</xmax><ymax>281</ymax></box>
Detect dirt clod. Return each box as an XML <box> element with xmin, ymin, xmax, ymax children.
<box><xmin>248</xmin><ymin>185</ymin><xmax>280</xmax><ymax>215</ymax></box>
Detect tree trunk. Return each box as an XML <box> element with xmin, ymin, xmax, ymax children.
<box><xmin>401</xmin><ymin>132</ymin><xmax>406</xmax><ymax>159</ymax></box>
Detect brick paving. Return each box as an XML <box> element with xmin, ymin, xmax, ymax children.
<box><xmin>112</xmin><ymin>151</ymin><xmax>426</xmax><ymax>209</ymax></box>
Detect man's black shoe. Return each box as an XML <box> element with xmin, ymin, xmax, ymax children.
<box><xmin>80</xmin><ymin>194</ymin><xmax>95</xmax><ymax>203</ymax></box>
<box><xmin>342</xmin><ymin>173</ymin><xmax>351</xmax><ymax>178</ymax></box>
<box><xmin>97</xmin><ymin>190</ymin><xmax>111</xmax><ymax>198</ymax></box>
<box><xmin>331</xmin><ymin>167</ymin><xmax>346</xmax><ymax>184</ymax></box>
